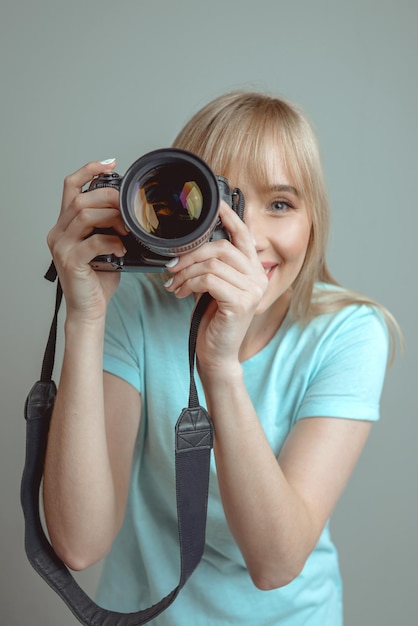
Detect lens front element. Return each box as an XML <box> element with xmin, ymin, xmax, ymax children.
<box><xmin>119</xmin><ymin>150</ymin><xmax>219</xmax><ymax>256</ymax></box>
<box><xmin>132</xmin><ymin>174</ymin><xmax>203</xmax><ymax>238</ymax></box>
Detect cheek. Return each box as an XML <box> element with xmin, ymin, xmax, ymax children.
<box><xmin>275</xmin><ymin>219</ymin><xmax>311</xmax><ymax>262</ymax></box>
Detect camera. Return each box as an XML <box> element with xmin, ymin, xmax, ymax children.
<box><xmin>87</xmin><ymin>148</ymin><xmax>244</xmax><ymax>272</ymax></box>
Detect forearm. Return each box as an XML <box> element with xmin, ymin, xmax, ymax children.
<box><xmin>203</xmin><ymin>366</ymin><xmax>317</xmax><ymax>589</ymax></box>
<box><xmin>43</xmin><ymin>316</ymin><xmax>118</xmax><ymax>569</ymax></box>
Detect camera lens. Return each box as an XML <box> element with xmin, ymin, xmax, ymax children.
<box><xmin>119</xmin><ymin>149</ymin><xmax>220</xmax><ymax>256</ymax></box>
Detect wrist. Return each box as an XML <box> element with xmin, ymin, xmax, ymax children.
<box><xmin>64</xmin><ymin>312</ymin><xmax>106</xmax><ymax>346</ymax></box>
<box><xmin>198</xmin><ymin>360</ymin><xmax>244</xmax><ymax>393</ymax></box>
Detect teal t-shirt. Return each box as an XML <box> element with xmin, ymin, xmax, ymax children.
<box><xmin>96</xmin><ymin>273</ymin><xmax>389</xmax><ymax>625</ymax></box>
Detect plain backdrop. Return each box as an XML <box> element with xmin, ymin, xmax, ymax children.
<box><xmin>1</xmin><ymin>1</ymin><xmax>417</xmax><ymax>624</ymax></box>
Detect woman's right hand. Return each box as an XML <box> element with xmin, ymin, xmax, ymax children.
<box><xmin>47</xmin><ymin>159</ymin><xmax>129</xmax><ymax>322</ymax></box>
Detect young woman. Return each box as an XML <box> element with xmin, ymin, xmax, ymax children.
<box><xmin>44</xmin><ymin>91</ymin><xmax>398</xmax><ymax>625</ymax></box>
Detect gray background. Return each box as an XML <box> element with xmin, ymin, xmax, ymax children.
<box><xmin>1</xmin><ymin>1</ymin><xmax>417</xmax><ymax>624</ymax></box>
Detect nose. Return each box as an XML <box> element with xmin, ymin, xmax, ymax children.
<box><xmin>244</xmin><ymin>204</ymin><xmax>268</xmax><ymax>252</ymax></box>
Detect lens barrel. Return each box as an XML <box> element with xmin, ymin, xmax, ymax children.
<box><xmin>119</xmin><ymin>149</ymin><xmax>220</xmax><ymax>256</ymax></box>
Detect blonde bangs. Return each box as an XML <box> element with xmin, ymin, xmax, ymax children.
<box><xmin>173</xmin><ymin>92</ymin><xmax>310</xmax><ymax>192</ymax></box>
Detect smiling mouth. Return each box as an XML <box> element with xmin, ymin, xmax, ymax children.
<box><xmin>263</xmin><ymin>264</ymin><xmax>278</xmax><ymax>279</ymax></box>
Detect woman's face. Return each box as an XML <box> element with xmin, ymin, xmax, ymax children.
<box><xmin>228</xmin><ymin>144</ymin><xmax>312</xmax><ymax>317</ymax></box>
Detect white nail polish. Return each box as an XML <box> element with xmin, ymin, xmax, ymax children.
<box><xmin>165</xmin><ymin>257</ymin><xmax>179</xmax><ymax>268</ymax></box>
<box><xmin>164</xmin><ymin>277</ymin><xmax>174</xmax><ymax>288</ymax></box>
<box><xmin>100</xmin><ymin>158</ymin><xmax>116</xmax><ymax>165</ymax></box>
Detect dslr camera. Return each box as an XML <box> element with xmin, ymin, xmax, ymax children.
<box><xmin>88</xmin><ymin>148</ymin><xmax>244</xmax><ymax>272</ymax></box>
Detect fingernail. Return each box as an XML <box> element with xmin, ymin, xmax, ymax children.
<box><xmin>100</xmin><ymin>158</ymin><xmax>116</xmax><ymax>165</ymax></box>
<box><xmin>164</xmin><ymin>277</ymin><xmax>174</xmax><ymax>288</ymax></box>
<box><xmin>165</xmin><ymin>257</ymin><xmax>179</xmax><ymax>268</ymax></box>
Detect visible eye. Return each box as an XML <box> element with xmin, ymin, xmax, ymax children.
<box><xmin>268</xmin><ymin>199</ymin><xmax>295</xmax><ymax>214</ymax></box>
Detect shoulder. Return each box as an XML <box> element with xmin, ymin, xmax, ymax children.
<box><xmin>310</xmin><ymin>283</ymin><xmax>389</xmax><ymax>343</ymax></box>
<box><xmin>288</xmin><ymin>286</ymin><xmax>391</xmax><ymax>422</ymax></box>
<box><xmin>285</xmin><ymin>284</ymin><xmax>390</xmax><ymax>370</ymax></box>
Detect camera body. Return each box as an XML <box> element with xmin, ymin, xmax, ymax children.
<box><xmin>88</xmin><ymin>149</ymin><xmax>244</xmax><ymax>272</ymax></box>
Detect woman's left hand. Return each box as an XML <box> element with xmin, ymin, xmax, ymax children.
<box><xmin>164</xmin><ymin>202</ymin><xmax>268</xmax><ymax>377</ymax></box>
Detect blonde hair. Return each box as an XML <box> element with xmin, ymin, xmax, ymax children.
<box><xmin>172</xmin><ymin>91</ymin><xmax>402</xmax><ymax>359</ymax></box>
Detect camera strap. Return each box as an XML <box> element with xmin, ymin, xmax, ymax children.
<box><xmin>21</xmin><ymin>263</ymin><xmax>213</xmax><ymax>625</ymax></box>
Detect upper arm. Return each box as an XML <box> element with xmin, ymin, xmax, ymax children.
<box><xmin>277</xmin><ymin>307</ymin><xmax>387</xmax><ymax>540</ymax></box>
<box><xmin>103</xmin><ymin>371</ymin><xmax>141</xmax><ymax>529</ymax></box>
<box><xmin>278</xmin><ymin>416</ymin><xmax>372</xmax><ymax>541</ymax></box>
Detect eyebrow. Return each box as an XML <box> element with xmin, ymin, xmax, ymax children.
<box><xmin>268</xmin><ymin>184</ymin><xmax>299</xmax><ymax>196</ymax></box>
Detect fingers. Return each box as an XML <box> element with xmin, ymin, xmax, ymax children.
<box><xmin>56</xmin><ymin>232</ymin><xmax>126</xmax><ymax>272</ymax></box>
<box><xmin>55</xmin><ymin>185</ymin><xmax>123</xmax><ymax>234</ymax></box>
<box><xmin>48</xmin><ymin>207</ymin><xmax>126</xmax><ymax>260</ymax></box>
<box><xmin>46</xmin><ymin>160</ymin><xmax>127</xmax><ymax>319</ymax></box>
<box><xmin>50</xmin><ymin>158</ymin><xmax>127</xmax><ymax>255</ymax></box>
<box><xmin>167</xmin><ymin>240</ymin><xmax>252</xmax><ymax>287</ymax></box>
<box><xmin>61</xmin><ymin>158</ymin><xmax>117</xmax><ymax>215</ymax></box>
<box><xmin>166</xmin><ymin>257</ymin><xmax>245</xmax><ymax>299</ymax></box>
<box><xmin>165</xmin><ymin>232</ymin><xmax>267</xmax><ymax>305</ymax></box>
<box><xmin>168</xmin><ymin>256</ymin><xmax>267</xmax><ymax>307</ymax></box>
<box><xmin>49</xmin><ymin>159</ymin><xmax>129</xmax><ymax>278</ymax></box>
<box><xmin>217</xmin><ymin>202</ymin><xmax>258</xmax><ymax>262</ymax></box>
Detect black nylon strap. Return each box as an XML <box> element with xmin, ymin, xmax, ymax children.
<box><xmin>187</xmin><ymin>292</ymin><xmax>213</xmax><ymax>408</ymax></box>
<box><xmin>41</xmin><ymin>268</ymin><xmax>62</xmax><ymax>383</ymax></box>
<box><xmin>21</xmin><ymin>271</ymin><xmax>213</xmax><ymax>625</ymax></box>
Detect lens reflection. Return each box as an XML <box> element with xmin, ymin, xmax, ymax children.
<box><xmin>131</xmin><ymin>166</ymin><xmax>204</xmax><ymax>239</ymax></box>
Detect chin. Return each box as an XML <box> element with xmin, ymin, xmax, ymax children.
<box><xmin>255</xmin><ymin>285</ymin><xmax>291</xmax><ymax>318</ymax></box>
<box><xmin>254</xmin><ymin>295</ymin><xmax>277</xmax><ymax>316</ymax></box>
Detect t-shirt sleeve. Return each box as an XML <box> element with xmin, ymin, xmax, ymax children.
<box><xmin>103</xmin><ymin>277</ymin><xmax>143</xmax><ymax>393</ymax></box>
<box><xmin>296</xmin><ymin>306</ymin><xmax>390</xmax><ymax>422</ymax></box>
